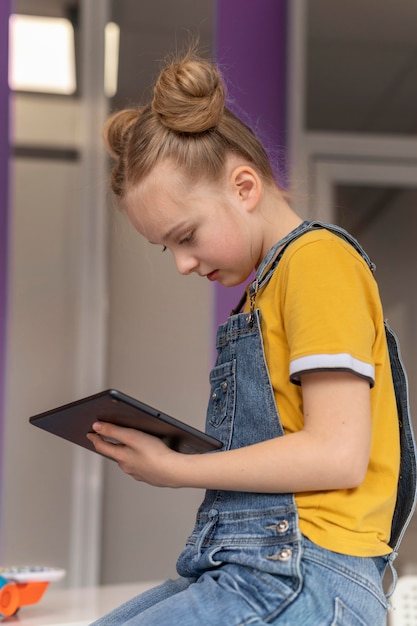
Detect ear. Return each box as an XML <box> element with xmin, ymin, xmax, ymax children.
<box><xmin>230</xmin><ymin>166</ymin><xmax>262</xmax><ymax>212</ymax></box>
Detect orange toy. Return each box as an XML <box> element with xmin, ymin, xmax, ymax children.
<box><xmin>0</xmin><ymin>576</ymin><xmax>50</xmax><ymax>618</ymax></box>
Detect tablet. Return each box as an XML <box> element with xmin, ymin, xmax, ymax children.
<box><xmin>29</xmin><ymin>389</ymin><xmax>223</xmax><ymax>455</ymax></box>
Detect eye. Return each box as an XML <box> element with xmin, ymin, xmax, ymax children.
<box><xmin>179</xmin><ymin>231</ymin><xmax>195</xmax><ymax>245</ymax></box>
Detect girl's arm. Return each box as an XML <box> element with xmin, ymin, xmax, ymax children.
<box><xmin>87</xmin><ymin>371</ymin><xmax>371</xmax><ymax>493</ymax></box>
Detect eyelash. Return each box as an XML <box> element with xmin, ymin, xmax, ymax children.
<box><xmin>161</xmin><ymin>232</ymin><xmax>194</xmax><ymax>252</ymax></box>
<box><xmin>179</xmin><ymin>232</ymin><xmax>194</xmax><ymax>245</ymax></box>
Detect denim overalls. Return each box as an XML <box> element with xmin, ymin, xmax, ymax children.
<box><xmin>175</xmin><ymin>221</ymin><xmax>417</xmax><ymax>621</ymax></box>
<box><xmin>92</xmin><ymin>222</ymin><xmax>416</xmax><ymax>626</ymax></box>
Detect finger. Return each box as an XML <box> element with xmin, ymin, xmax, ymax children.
<box><xmin>87</xmin><ymin>432</ymin><xmax>146</xmax><ymax>480</ymax></box>
<box><xmin>92</xmin><ymin>421</ymin><xmax>165</xmax><ymax>449</ymax></box>
<box><xmin>87</xmin><ymin>432</ymin><xmax>124</xmax><ymax>461</ymax></box>
<box><xmin>90</xmin><ymin>421</ymin><xmax>133</xmax><ymax>445</ymax></box>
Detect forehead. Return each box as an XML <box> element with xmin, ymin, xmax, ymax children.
<box><xmin>124</xmin><ymin>162</ymin><xmax>210</xmax><ymax>242</ymax></box>
<box><xmin>134</xmin><ymin>161</ymin><xmax>187</xmax><ymax>202</ymax></box>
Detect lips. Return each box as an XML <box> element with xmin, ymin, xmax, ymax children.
<box><xmin>206</xmin><ymin>270</ymin><xmax>219</xmax><ymax>281</ymax></box>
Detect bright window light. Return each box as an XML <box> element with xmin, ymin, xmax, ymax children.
<box><xmin>8</xmin><ymin>14</ymin><xmax>76</xmax><ymax>95</ymax></box>
<box><xmin>105</xmin><ymin>22</ymin><xmax>120</xmax><ymax>98</ymax></box>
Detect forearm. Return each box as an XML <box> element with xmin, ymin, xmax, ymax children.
<box><xmin>169</xmin><ymin>430</ymin><xmax>367</xmax><ymax>493</ymax></box>
<box><xmin>88</xmin><ymin>373</ymin><xmax>371</xmax><ymax>493</ymax></box>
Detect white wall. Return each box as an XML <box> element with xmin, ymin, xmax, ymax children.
<box><xmin>3</xmin><ymin>93</ymin><xmax>212</xmax><ymax>584</ymax></box>
<box><xmin>3</xmin><ymin>97</ymin><xmax>83</xmax><ymax>571</ymax></box>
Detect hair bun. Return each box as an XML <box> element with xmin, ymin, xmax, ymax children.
<box><xmin>103</xmin><ymin>108</ymin><xmax>139</xmax><ymax>159</ymax></box>
<box><xmin>152</xmin><ymin>55</ymin><xmax>225</xmax><ymax>133</ymax></box>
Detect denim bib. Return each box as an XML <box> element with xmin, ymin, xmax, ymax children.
<box><xmin>176</xmin><ymin>221</ymin><xmax>417</xmax><ymax>586</ymax></box>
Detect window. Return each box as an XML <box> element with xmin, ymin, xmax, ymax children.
<box><xmin>9</xmin><ymin>14</ymin><xmax>76</xmax><ymax>95</ymax></box>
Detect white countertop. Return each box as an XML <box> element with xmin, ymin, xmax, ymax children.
<box><xmin>3</xmin><ymin>581</ymin><xmax>161</xmax><ymax>625</ymax></box>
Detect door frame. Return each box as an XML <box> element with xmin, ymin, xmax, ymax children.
<box><xmin>310</xmin><ymin>157</ymin><xmax>417</xmax><ymax>222</ymax></box>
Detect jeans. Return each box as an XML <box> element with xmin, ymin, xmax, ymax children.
<box><xmin>90</xmin><ymin>537</ymin><xmax>389</xmax><ymax>625</ymax></box>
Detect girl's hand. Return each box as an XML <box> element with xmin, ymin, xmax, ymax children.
<box><xmin>87</xmin><ymin>422</ymin><xmax>186</xmax><ymax>487</ymax></box>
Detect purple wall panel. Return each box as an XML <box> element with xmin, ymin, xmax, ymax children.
<box><xmin>0</xmin><ymin>2</ymin><xmax>11</xmax><ymax>479</ymax></box>
<box><xmin>0</xmin><ymin>0</ymin><xmax>11</xmax><ymax>562</ymax></box>
<box><xmin>213</xmin><ymin>0</ymin><xmax>288</xmax><ymax>331</ymax></box>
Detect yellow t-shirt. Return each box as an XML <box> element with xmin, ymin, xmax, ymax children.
<box><xmin>250</xmin><ymin>228</ymin><xmax>400</xmax><ymax>557</ymax></box>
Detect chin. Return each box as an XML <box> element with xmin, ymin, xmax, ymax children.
<box><xmin>219</xmin><ymin>276</ymin><xmax>248</xmax><ymax>288</ymax></box>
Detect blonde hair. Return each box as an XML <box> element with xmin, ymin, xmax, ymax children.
<box><xmin>103</xmin><ymin>50</ymin><xmax>277</xmax><ymax>198</ymax></box>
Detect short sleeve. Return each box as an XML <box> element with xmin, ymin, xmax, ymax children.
<box><xmin>280</xmin><ymin>235</ymin><xmax>378</xmax><ymax>386</ymax></box>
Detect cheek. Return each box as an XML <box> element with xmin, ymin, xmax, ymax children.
<box><xmin>220</xmin><ymin>229</ymin><xmax>249</xmax><ymax>256</ymax></box>
<box><xmin>208</xmin><ymin>237</ymin><xmax>239</xmax><ymax>260</ymax></box>
<box><xmin>211</xmin><ymin>238</ymin><xmax>250</xmax><ymax>269</ymax></box>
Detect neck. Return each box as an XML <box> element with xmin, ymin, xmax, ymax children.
<box><xmin>259</xmin><ymin>185</ymin><xmax>303</xmax><ymax>256</ymax></box>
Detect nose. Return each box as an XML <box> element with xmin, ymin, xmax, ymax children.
<box><xmin>174</xmin><ymin>251</ymin><xmax>199</xmax><ymax>275</ymax></box>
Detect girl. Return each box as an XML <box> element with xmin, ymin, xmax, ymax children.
<box><xmin>88</xmin><ymin>50</ymin><xmax>416</xmax><ymax>625</ymax></box>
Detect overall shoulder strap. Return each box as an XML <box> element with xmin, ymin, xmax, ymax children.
<box><xmin>257</xmin><ymin>220</ymin><xmax>376</xmax><ymax>292</ymax></box>
<box><xmin>232</xmin><ymin>220</ymin><xmax>375</xmax><ymax>315</ymax></box>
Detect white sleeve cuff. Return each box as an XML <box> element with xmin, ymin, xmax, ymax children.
<box><xmin>290</xmin><ymin>353</ymin><xmax>375</xmax><ymax>387</ymax></box>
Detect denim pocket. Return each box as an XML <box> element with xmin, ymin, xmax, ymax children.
<box><xmin>332</xmin><ymin>598</ymin><xmax>369</xmax><ymax>626</ymax></box>
<box><xmin>207</xmin><ymin>360</ymin><xmax>236</xmax><ymax>429</ymax></box>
